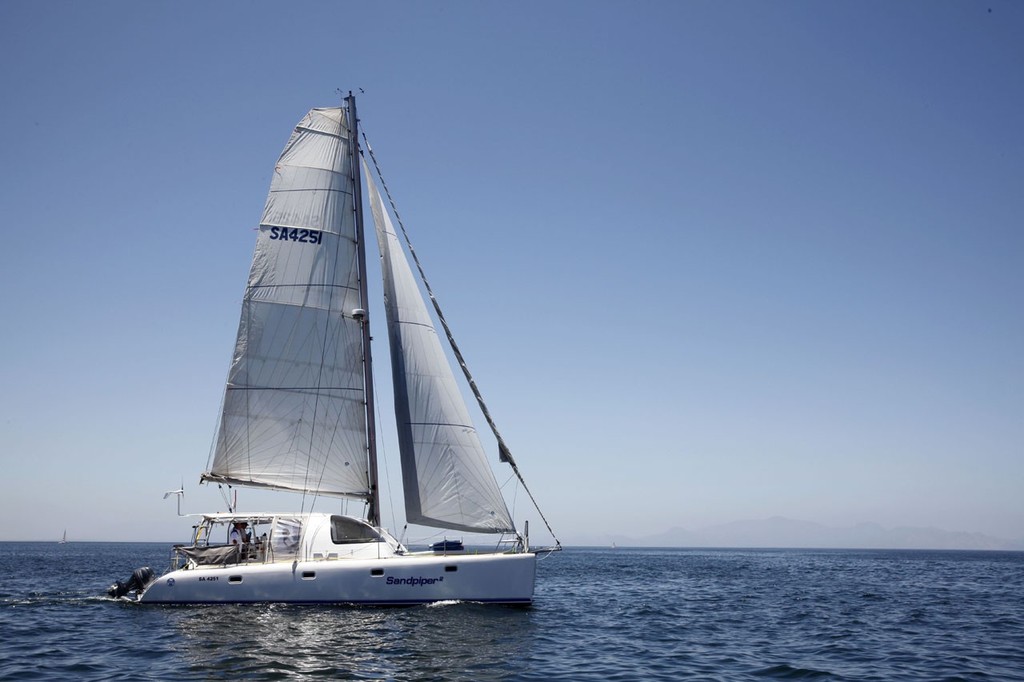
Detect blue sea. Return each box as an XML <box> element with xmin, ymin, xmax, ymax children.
<box><xmin>1</xmin><ymin>543</ymin><xmax>1022</xmax><ymax>680</ymax></box>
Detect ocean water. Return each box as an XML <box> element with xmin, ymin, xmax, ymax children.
<box><xmin>1</xmin><ymin>543</ymin><xmax>1022</xmax><ymax>680</ymax></box>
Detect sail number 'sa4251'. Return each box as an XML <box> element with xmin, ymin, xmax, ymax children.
<box><xmin>268</xmin><ymin>227</ymin><xmax>323</xmax><ymax>244</ymax></box>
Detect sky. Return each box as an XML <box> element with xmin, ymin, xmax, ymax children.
<box><xmin>1</xmin><ymin>1</ymin><xmax>1021</xmax><ymax>545</ymax></box>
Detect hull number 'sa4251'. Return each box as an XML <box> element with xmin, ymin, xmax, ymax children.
<box><xmin>269</xmin><ymin>227</ymin><xmax>323</xmax><ymax>244</ymax></box>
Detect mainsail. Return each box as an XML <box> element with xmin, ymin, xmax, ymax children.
<box><xmin>365</xmin><ymin>167</ymin><xmax>515</xmax><ymax>533</ymax></box>
<box><xmin>203</xmin><ymin>108</ymin><xmax>371</xmax><ymax>499</ymax></box>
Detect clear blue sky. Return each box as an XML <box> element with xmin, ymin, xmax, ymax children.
<box><xmin>1</xmin><ymin>1</ymin><xmax>1021</xmax><ymax>544</ymax></box>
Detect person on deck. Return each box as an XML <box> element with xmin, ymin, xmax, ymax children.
<box><xmin>229</xmin><ymin>522</ymin><xmax>248</xmax><ymax>545</ymax></box>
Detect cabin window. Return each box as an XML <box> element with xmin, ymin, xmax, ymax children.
<box><xmin>270</xmin><ymin>517</ymin><xmax>303</xmax><ymax>560</ymax></box>
<box><xmin>330</xmin><ymin>516</ymin><xmax>381</xmax><ymax>544</ymax></box>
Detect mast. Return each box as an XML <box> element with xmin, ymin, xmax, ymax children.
<box><xmin>348</xmin><ymin>92</ymin><xmax>380</xmax><ymax>526</ymax></box>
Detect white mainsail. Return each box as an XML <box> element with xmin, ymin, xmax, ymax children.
<box><xmin>365</xmin><ymin>167</ymin><xmax>515</xmax><ymax>533</ymax></box>
<box><xmin>203</xmin><ymin>108</ymin><xmax>371</xmax><ymax>499</ymax></box>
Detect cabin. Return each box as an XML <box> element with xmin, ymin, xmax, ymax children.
<box><xmin>172</xmin><ymin>512</ymin><xmax>400</xmax><ymax>570</ymax></box>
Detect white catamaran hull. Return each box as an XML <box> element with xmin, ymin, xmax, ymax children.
<box><xmin>139</xmin><ymin>552</ymin><xmax>536</xmax><ymax>605</ymax></box>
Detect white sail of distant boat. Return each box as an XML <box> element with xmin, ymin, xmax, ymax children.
<box><xmin>58</xmin><ymin>529</ymin><xmax>67</xmax><ymax>544</ymax></box>
<box><xmin>108</xmin><ymin>94</ymin><xmax>559</xmax><ymax>605</ymax></box>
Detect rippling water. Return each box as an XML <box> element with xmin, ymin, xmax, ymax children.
<box><xmin>1</xmin><ymin>543</ymin><xmax>1021</xmax><ymax>680</ymax></box>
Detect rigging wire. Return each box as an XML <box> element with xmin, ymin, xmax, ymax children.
<box><xmin>360</xmin><ymin>129</ymin><xmax>560</xmax><ymax>549</ymax></box>
<box><xmin>218</xmin><ymin>484</ymin><xmax>233</xmax><ymax>513</ymax></box>
<box><xmin>372</xmin><ymin>352</ymin><xmax>398</xmax><ymax>532</ymax></box>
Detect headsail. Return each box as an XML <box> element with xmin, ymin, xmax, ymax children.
<box><xmin>365</xmin><ymin>166</ymin><xmax>515</xmax><ymax>533</ymax></box>
<box><xmin>203</xmin><ymin>108</ymin><xmax>371</xmax><ymax>499</ymax></box>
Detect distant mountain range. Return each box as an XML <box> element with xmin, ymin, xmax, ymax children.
<box><xmin>588</xmin><ymin>517</ymin><xmax>1024</xmax><ymax>550</ymax></box>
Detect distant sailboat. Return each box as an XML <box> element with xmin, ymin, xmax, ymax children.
<box><xmin>109</xmin><ymin>94</ymin><xmax>559</xmax><ymax>604</ymax></box>
<box><xmin>58</xmin><ymin>530</ymin><xmax>67</xmax><ymax>544</ymax></box>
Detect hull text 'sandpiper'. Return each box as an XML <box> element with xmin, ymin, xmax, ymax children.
<box><xmin>109</xmin><ymin>94</ymin><xmax>559</xmax><ymax>605</ymax></box>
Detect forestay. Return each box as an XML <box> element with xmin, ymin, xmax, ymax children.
<box><xmin>365</xmin><ymin>166</ymin><xmax>515</xmax><ymax>533</ymax></box>
<box><xmin>203</xmin><ymin>108</ymin><xmax>372</xmax><ymax>499</ymax></box>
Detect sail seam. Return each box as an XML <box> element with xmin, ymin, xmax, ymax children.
<box><xmin>408</xmin><ymin>421</ymin><xmax>477</xmax><ymax>427</ymax></box>
<box><xmin>268</xmin><ymin>186</ymin><xmax>353</xmax><ymax>194</ymax></box>
<box><xmin>274</xmin><ymin>163</ymin><xmax>349</xmax><ymax>175</ymax></box>
<box><xmin>226</xmin><ymin>386</ymin><xmax>364</xmax><ymax>391</ymax></box>
<box><xmin>244</xmin><ymin>284</ymin><xmax>357</xmax><ymax>290</ymax></box>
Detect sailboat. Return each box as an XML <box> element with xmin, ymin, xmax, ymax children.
<box><xmin>58</xmin><ymin>529</ymin><xmax>68</xmax><ymax>544</ymax></box>
<box><xmin>109</xmin><ymin>94</ymin><xmax>558</xmax><ymax>605</ymax></box>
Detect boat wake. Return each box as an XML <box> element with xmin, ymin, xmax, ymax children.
<box><xmin>426</xmin><ymin>599</ymin><xmax>464</xmax><ymax>608</ymax></box>
<box><xmin>2</xmin><ymin>594</ymin><xmax>118</xmax><ymax>607</ymax></box>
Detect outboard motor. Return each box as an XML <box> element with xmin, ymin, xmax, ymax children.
<box><xmin>107</xmin><ymin>566</ymin><xmax>155</xmax><ymax>600</ymax></box>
